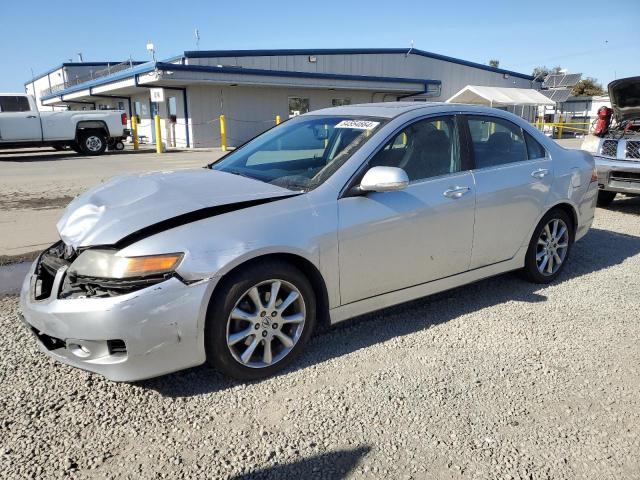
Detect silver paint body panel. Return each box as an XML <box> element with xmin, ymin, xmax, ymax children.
<box><xmin>20</xmin><ymin>102</ymin><xmax>597</xmax><ymax>381</ymax></box>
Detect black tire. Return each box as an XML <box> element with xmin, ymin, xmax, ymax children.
<box><xmin>596</xmin><ymin>190</ymin><xmax>616</xmax><ymax>207</ymax></box>
<box><xmin>205</xmin><ymin>260</ymin><xmax>317</xmax><ymax>380</ymax></box>
<box><xmin>77</xmin><ymin>130</ymin><xmax>107</xmax><ymax>155</ymax></box>
<box><xmin>114</xmin><ymin>141</ymin><xmax>125</xmax><ymax>151</ymax></box>
<box><xmin>520</xmin><ymin>208</ymin><xmax>574</xmax><ymax>284</ymax></box>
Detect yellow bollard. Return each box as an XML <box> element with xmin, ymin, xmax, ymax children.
<box><xmin>220</xmin><ymin>114</ymin><xmax>227</xmax><ymax>151</ymax></box>
<box><xmin>154</xmin><ymin>115</ymin><xmax>163</xmax><ymax>154</ymax></box>
<box><xmin>557</xmin><ymin>116</ymin><xmax>564</xmax><ymax>139</ymax></box>
<box><xmin>275</xmin><ymin>115</ymin><xmax>281</xmax><ymax>125</ymax></box>
<box><xmin>131</xmin><ymin>115</ymin><xmax>139</xmax><ymax>150</ymax></box>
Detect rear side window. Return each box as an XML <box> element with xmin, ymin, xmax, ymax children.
<box><xmin>467</xmin><ymin>116</ymin><xmax>528</xmax><ymax>168</ymax></box>
<box><xmin>0</xmin><ymin>96</ymin><xmax>31</xmax><ymax>112</ymax></box>
<box><xmin>524</xmin><ymin>131</ymin><xmax>546</xmax><ymax>159</ymax></box>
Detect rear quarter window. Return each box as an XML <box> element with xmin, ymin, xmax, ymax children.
<box><xmin>524</xmin><ymin>131</ymin><xmax>546</xmax><ymax>159</ymax></box>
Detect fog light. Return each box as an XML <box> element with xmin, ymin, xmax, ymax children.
<box><xmin>68</xmin><ymin>343</ymin><xmax>91</xmax><ymax>358</ymax></box>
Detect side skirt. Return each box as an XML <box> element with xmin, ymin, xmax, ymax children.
<box><xmin>328</xmin><ymin>246</ymin><xmax>527</xmax><ymax>325</ymax></box>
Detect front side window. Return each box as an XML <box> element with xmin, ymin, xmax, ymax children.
<box><xmin>467</xmin><ymin>116</ymin><xmax>528</xmax><ymax>168</ymax></box>
<box><xmin>288</xmin><ymin>97</ymin><xmax>310</xmax><ymax>117</ymax></box>
<box><xmin>211</xmin><ymin>116</ymin><xmax>385</xmax><ymax>190</ymax></box>
<box><xmin>0</xmin><ymin>96</ymin><xmax>31</xmax><ymax>113</ymax></box>
<box><xmin>369</xmin><ymin>116</ymin><xmax>461</xmax><ymax>182</ymax></box>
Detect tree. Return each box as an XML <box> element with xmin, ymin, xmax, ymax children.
<box><xmin>572</xmin><ymin>77</ymin><xmax>605</xmax><ymax>96</ymax></box>
<box><xmin>532</xmin><ymin>65</ymin><xmax>564</xmax><ymax>80</ymax></box>
<box><xmin>489</xmin><ymin>59</ymin><xmax>500</xmax><ymax>68</ymax></box>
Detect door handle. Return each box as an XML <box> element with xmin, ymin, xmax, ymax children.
<box><xmin>531</xmin><ymin>168</ymin><xmax>549</xmax><ymax>179</ymax></box>
<box><xmin>443</xmin><ymin>186</ymin><xmax>471</xmax><ymax>199</ymax></box>
<box><xmin>26</xmin><ymin>115</ymin><xmax>37</xmax><ymax>118</ymax></box>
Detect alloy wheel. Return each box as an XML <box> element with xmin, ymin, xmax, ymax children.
<box><xmin>535</xmin><ymin>218</ymin><xmax>569</xmax><ymax>276</ymax></box>
<box><xmin>226</xmin><ymin>279</ymin><xmax>306</xmax><ymax>368</ymax></box>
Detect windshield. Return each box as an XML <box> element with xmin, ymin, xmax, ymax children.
<box><xmin>210</xmin><ymin>116</ymin><xmax>385</xmax><ymax>190</ymax></box>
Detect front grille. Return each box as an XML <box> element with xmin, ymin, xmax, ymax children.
<box><xmin>601</xmin><ymin>140</ymin><xmax>618</xmax><ymax>157</ymax></box>
<box><xmin>626</xmin><ymin>141</ymin><xmax>640</xmax><ymax>160</ymax></box>
<box><xmin>34</xmin><ymin>241</ymin><xmax>77</xmax><ymax>300</ymax></box>
<box><xmin>611</xmin><ymin>171</ymin><xmax>640</xmax><ymax>183</ymax></box>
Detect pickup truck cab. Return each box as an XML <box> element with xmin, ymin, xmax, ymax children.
<box><xmin>0</xmin><ymin>94</ymin><xmax>127</xmax><ymax>155</ymax></box>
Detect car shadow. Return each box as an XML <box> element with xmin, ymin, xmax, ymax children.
<box><xmin>601</xmin><ymin>194</ymin><xmax>640</xmax><ymax>216</ymax></box>
<box><xmin>230</xmin><ymin>446</ymin><xmax>370</xmax><ymax>480</ymax></box>
<box><xmin>0</xmin><ymin>148</ymin><xmax>179</xmax><ymax>162</ymax></box>
<box><xmin>139</xmin><ymin>227</ymin><xmax>640</xmax><ymax>398</ymax></box>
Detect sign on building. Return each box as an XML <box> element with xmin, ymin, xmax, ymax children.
<box><xmin>150</xmin><ymin>88</ymin><xmax>165</xmax><ymax>102</ymax></box>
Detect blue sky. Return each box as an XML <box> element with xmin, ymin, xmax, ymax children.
<box><xmin>1</xmin><ymin>0</ymin><xmax>638</xmax><ymax>92</ymax></box>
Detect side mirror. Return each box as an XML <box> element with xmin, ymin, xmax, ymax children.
<box><xmin>359</xmin><ymin>166</ymin><xmax>409</xmax><ymax>193</ymax></box>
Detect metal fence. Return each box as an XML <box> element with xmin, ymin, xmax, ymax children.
<box><xmin>40</xmin><ymin>61</ymin><xmax>138</xmax><ymax>98</ymax></box>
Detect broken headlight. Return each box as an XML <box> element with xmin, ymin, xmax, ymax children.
<box><xmin>61</xmin><ymin>250</ymin><xmax>184</xmax><ymax>298</ymax></box>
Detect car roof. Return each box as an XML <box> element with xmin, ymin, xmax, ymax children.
<box><xmin>304</xmin><ymin>101</ymin><xmax>492</xmax><ymax>119</ymax></box>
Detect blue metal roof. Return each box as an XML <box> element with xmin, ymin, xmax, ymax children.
<box><xmin>182</xmin><ymin>48</ymin><xmax>534</xmax><ymax>80</ymax></box>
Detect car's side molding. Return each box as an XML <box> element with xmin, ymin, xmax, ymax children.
<box><xmin>114</xmin><ymin>194</ymin><xmax>301</xmax><ymax>249</ymax></box>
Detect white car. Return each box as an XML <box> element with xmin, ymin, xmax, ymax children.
<box><xmin>0</xmin><ymin>94</ymin><xmax>127</xmax><ymax>154</ymax></box>
<box><xmin>20</xmin><ymin>102</ymin><xmax>598</xmax><ymax>381</ymax></box>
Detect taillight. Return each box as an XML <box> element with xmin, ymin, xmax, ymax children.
<box><xmin>121</xmin><ymin>112</ymin><xmax>128</xmax><ymax>126</ymax></box>
<box><xmin>590</xmin><ymin>166</ymin><xmax>598</xmax><ymax>183</ymax></box>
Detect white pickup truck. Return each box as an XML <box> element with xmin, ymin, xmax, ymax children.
<box><xmin>0</xmin><ymin>93</ymin><xmax>127</xmax><ymax>155</ymax></box>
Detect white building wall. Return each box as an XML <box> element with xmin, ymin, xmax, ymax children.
<box><xmin>187</xmin><ymin>85</ymin><xmax>375</xmax><ymax>148</ymax></box>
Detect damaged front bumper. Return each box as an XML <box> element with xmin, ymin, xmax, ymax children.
<box><xmin>19</xmin><ymin>259</ymin><xmax>210</xmax><ymax>382</ymax></box>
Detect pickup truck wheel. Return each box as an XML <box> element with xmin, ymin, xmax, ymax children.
<box><xmin>78</xmin><ymin>131</ymin><xmax>107</xmax><ymax>155</ymax></box>
<box><xmin>596</xmin><ymin>190</ymin><xmax>616</xmax><ymax>207</ymax></box>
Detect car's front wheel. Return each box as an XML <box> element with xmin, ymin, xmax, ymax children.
<box><xmin>205</xmin><ymin>260</ymin><xmax>316</xmax><ymax>380</ymax></box>
<box><xmin>521</xmin><ymin>209</ymin><xmax>573</xmax><ymax>284</ymax></box>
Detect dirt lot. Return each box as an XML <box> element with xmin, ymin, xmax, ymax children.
<box><xmin>1</xmin><ymin>198</ymin><xmax>639</xmax><ymax>479</ymax></box>
<box><xmin>0</xmin><ymin>147</ymin><xmax>224</xmax><ymax>261</ymax></box>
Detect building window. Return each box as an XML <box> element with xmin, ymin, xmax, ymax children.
<box><xmin>288</xmin><ymin>97</ymin><xmax>310</xmax><ymax>117</ymax></box>
<box><xmin>331</xmin><ymin>98</ymin><xmax>351</xmax><ymax>107</ymax></box>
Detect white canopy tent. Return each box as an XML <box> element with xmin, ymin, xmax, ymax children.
<box><xmin>446</xmin><ymin>85</ymin><xmax>556</xmax><ymax>107</ymax></box>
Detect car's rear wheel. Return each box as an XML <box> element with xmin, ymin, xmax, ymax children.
<box><xmin>78</xmin><ymin>130</ymin><xmax>107</xmax><ymax>155</ymax></box>
<box><xmin>521</xmin><ymin>209</ymin><xmax>573</xmax><ymax>284</ymax></box>
<box><xmin>205</xmin><ymin>260</ymin><xmax>316</xmax><ymax>380</ymax></box>
<box><xmin>597</xmin><ymin>190</ymin><xmax>616</xmax><ymax>207</ymax></box>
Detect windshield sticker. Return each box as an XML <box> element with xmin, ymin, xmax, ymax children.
<box><xmin>335</xmin><ymin>120</ymin><xmax>380</xmax><ymax>130</ymax></box>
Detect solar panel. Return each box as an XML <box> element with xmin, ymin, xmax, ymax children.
<box><xmin>540</xmin><ymin>89</ymin><xmax>572</xmax><ymax>103</ymax></box>
<box><xmin>544</xmin><ymin>73</ymin><xmax>582</xmax><ymax>88</ymax></box>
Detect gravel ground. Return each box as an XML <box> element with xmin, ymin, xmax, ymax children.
<box><xmin>1</xmin><ymin>198</ymin><xmax>639</xmax><ymax>479</ymax></box>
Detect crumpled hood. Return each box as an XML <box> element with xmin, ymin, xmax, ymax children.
<box><xmin>608</xmin><ymin>76</ymin><xmax>640</xmax><ymax>122</ymax></box>
<box><xmin>57</xmin><ymin>169</ymin><xmax>296</xmax><ymax>248</ymax></box>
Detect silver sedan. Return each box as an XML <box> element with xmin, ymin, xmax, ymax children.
<box><xmin>20</xmin><ymin>102</ymin><xmax>598</xmax><ymax>381</ymax></box>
